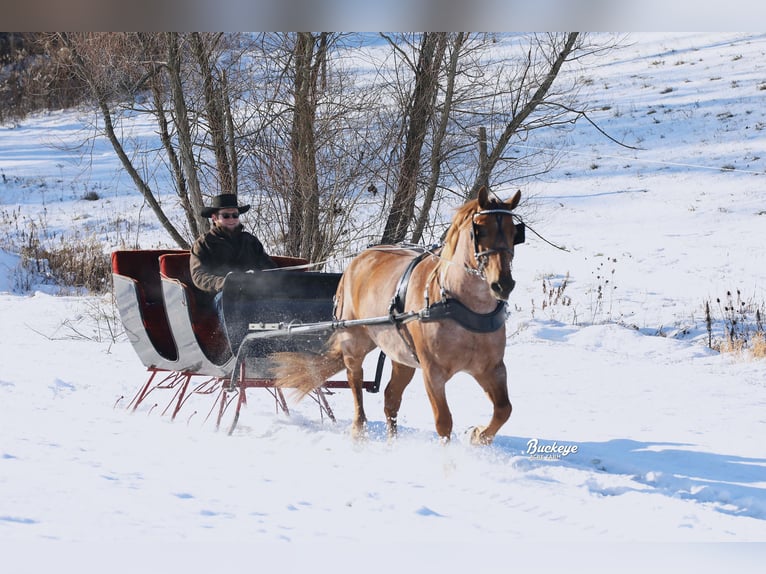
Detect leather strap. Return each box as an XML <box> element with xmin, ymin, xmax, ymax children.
<box><xmin>390</xmin><ymin>250</ymin><xmax>430</xmax><ymax>315</ymax></box>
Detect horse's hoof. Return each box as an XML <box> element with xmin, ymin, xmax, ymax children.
<box><xmin>386</xmin><ymin>418</ymin><xmax>397</xmax><ymax>442</ymax></box>
<box><xmin>468</xmin><ymin>426</ymin><xmax>493</xmax><ymax>446</ymax></box>
<box><xmin>351</xmin><ymin>424</ymin><xmax>369</xmax><ymax>442</ymax></box>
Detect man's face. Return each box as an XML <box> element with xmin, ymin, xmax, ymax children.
<box><xmin>213</xmin><ymin>209</ymin><xmax>240</xmax><ymax>231</ymax></box>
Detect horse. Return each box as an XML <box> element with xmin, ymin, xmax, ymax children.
<box><xmin>271</xmin><ymin>187</ymin><xmax>523</xmax><ymax>445</ymax></box>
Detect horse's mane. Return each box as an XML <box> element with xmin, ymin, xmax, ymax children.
<box><xmin>441</xmin><ymin>199</ymin><xmax>476</xmax><ymax>260</ymax></box>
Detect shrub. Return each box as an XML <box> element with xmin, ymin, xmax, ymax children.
<box><xmin>0</xmin><ymin>33</ymin><xmax>90</xmax><ymax>121</ymax></box>
<box><xmin>21</xmin><ymin>235</ymin><xmax>111</xmax><ymax>294</ymax></box>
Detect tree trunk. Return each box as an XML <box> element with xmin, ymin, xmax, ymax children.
<box><xmin>381</xmin><ymin>33</ymin><xmax>447</xmax><ymax>245</ymax></box>
<box><xmin>222</xmin><ymin>70</ymin><xmax>238</xmax><ymax>196</ymax></box>
<box><xmin>476</xmin><ymin>126</ymin><xmax>489</xmax><ymax>192</ymax></box>
<box><xmin>151</xmin><ymin>77</ymin><xmax>197</xmax><ymax>239</ymax></box>
<box><xmin>99</xmin><ymin>97</ymin><xmax>190</xmax><ymax>249</ymax></box>
<box><xmin>411</xmin><ymin>32</ymin><xmax>464</xmax><ymax>244</ymax></box>
<box><xmin>167</xmin><ymin>32</ymin><xmax>208</xmax><ymax>234</ymax></box>
<box><xmin>288</xmin><ymin>32</ymin><xmax>324</xmax><ymax>261</ymax></box>
<box><xmin>135</xmin><ymin>32</ymin><xmax>199</xmax><ymax>239</ymax></box>
<box><xmin>190</xmin><ymin>32</ymin><xmax>234</xmax><ymax>196</ymax></box>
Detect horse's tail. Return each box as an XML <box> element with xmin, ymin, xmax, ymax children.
<box><xmin>271</xmin><ymin>333</ymin><xmax>345</xmax><ymax>400</ymax></box>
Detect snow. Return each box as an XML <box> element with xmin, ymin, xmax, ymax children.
<box><xmin>1</xmin><ymin>33</ymin><xmax>765</xmax><ymax>570</ymax></box>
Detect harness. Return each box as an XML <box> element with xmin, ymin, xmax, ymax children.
<box><xmin>390</xmin><ymin>208</ymin><xmax>523</xmax><ymax>320</ymax></box>
<box><xmin>387</xmin><ymin>248</ymin><xmax>509</xmax><ymax>363</ymax></box>
<box><xmin>389</xmin><ymin>250</ymin><xmax>507</xmax><ymax>332</ymax></box>
<box><xmin>420</xmin><ymin>298</ymin><xmax>507</xmax><ymax>332</ymax></box>
<box><xmin>243</xmin><ymin>209</ymin><xmax>522</xmax><ymax>376</ymax></box>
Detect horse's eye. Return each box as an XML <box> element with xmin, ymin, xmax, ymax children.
<box><xmin>474</xmin><ymin>226</ymin><xmax>487</xmax><ymax>239</ymax></box>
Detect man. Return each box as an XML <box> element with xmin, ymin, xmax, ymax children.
<box><xmin>190</xmin><ymin>194</ymin><xmax>277</xmax><ymax>316</ymax></box>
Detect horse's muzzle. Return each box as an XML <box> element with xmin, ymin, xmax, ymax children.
<box><xmin>491</xmin><ymin>276</ymin><xmax>515</xmax><ymax>300</ymax></box>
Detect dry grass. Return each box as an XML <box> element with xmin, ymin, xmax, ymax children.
<box><xmin>1</xmin><ymin>194</ymin><xmax>114</xmax><ymax>294</ymax></box>
<box><xmin>751</xmin><ymin>333</ymin><xmax>766</xmax><ymax>359</ymax></box>
<box><xmin>20</xmin><ymin>235</ymin><xmax>111</xmax><ymax>294</ymax></box>
<box><xmin>706</xmin><ymin>290</ymin><xmax>765</xmax><ymax>360</ymax></box>
<box><xmin>716</xmin><ymin>337</ymin><xmax>746</xmax><ymax>355</ymax></box>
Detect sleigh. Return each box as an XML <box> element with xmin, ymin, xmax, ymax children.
<box><xmin>111</xmin><ymin>249</ymin><xmax>382</xmax><ymax>433</ymax></box>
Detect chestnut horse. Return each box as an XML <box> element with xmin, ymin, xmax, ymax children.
<box><xmin>272</xmin><ymin>187</ymin><xmax>523</xmax><ymax>444</ymax></box>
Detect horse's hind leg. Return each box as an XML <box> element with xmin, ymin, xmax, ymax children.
<box><xmin>471</xmin><ymin>362</ymin><xmax>512</xmax><ymax>445</ymax></box>
<box><xmin>339</xmin><ymin>332</ymin><xmax>375</xmax><ymax>440</ymax></box>
<box><xmin>383</xmin><ymin>361</ymin><xmax>416</xmax><ymax>439</ymax></box>
<box><xmin>344</xmin><ymin>353</ymin><xmax>368</xmax><ymax>439</ymax></box>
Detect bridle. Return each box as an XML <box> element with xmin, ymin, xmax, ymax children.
<box><xmin>469</xmin><ymin>209</ymin><xmax>526</xmax><ymax>275</ymax></box>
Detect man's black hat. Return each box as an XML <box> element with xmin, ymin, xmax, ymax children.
<box><xmin>200</xmin><ymin>194</ymin><xmax>251</xmax><ymax>218</ymax></box>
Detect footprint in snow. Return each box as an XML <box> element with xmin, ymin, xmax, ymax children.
<box><xmin>49</xmin><ymin>379</ymin><xmax>76</xmax><ymax>397</ymax></box>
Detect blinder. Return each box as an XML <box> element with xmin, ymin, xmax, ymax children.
<box><xmin>514</xmin><ymin>220</ymin><xmax>525</xmax><ymax>245</ymax></box>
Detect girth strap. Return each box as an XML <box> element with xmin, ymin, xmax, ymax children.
<box><xmin>388</xmin><ymin>250</ymin><xmax>430</xmax><ymax>364</ymax></box>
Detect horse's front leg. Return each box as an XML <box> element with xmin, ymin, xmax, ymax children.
<box><xmin>421</xmin><ymin>365</ymin><xmax>453</xmax><ymax>442</ymax></box>
<box><xmin>470</xmin><ymin>361</ymin><xmax>512</xmax><ymax>445</ymax></box>
<box><xmin>383</xmin><ymin>361</ymin><xmax>416</xmax><ymax>440</ymax></box>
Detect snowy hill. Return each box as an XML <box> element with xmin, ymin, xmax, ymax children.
<box><xmin>1</xmin><ymin>33</ymin><xmax>765</xmax><ymax>571</ymax></box>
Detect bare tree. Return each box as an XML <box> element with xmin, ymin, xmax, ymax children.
<box><xmin>374</xmin><ymin>33</ymin><xmax>619</xmax><ymax>245</ymax></box>
<box><xmin>380</xmin><ymin>33</ymin><xmax>448</xmax><ymax>245</ymax></box>
<box><xmin>139</xmin><ymin>33</ymin><xmax>197</xmax><ymax>239</ymax></box>
<box><xmin>411</xmin><ymin>32</ymin><xmax>466</xmax><ymax>244</ymax></box>
<box><xmin>467</xmin><ymin>32</ymin><xmax>581</xmax><ymax>199</ymax></box>
<box><xmin>165</xmin><ymin>32</ymin><xmax>207</xmax><ymax>238</ymax></box>
<box><xmin>42</xmin><ymin>32</ymin><xmax>620</xmax><ymax>257</ymax></box>
<box><xmin>239</xmin><ymin>33</ymin><xmax>396</xmax><ymax>263</ymax></box>
<box><xmin>286</xmin><ymin>32</ymin><xmax>325</xmax><ymax>261</ymax></box>
<box><xmin>51</xmin><ymin>33</ymin><xmax>260</xmax><ymax>247</ymax></box>
<box><xmin>189</xmin><ymin>32</ymin><xmax>237</xmax><ymax>197</ymax></box>
<box><xmin>57</xmin><ymin>33</ymin><xmax>190</xmax><ymax>248</ymax></box>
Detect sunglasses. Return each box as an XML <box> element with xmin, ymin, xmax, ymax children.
<box><xmin>217</xmin><ymin>212</ymin><xmax>240</xmax><ymax>219</ymax></box>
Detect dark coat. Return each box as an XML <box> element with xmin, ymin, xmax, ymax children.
<box><xmin>190</xmin><ymin>224</ymin><xmax>277</xmax><ymax>294</ymax></box>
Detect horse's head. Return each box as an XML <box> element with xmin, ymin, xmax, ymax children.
<box><xmin>466</xmin><ymin>187</ymin><xmax>523</xmax><ymax>300</ymax></box>
<box><xmin>442</xmin><ymin>187</ymin><xmax>524</xmax><ymax>301</ymax></box>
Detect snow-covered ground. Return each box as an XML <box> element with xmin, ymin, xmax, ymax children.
<box><xmin>1</xmin><ymin>33</ymin><xmax>765</xmax><ymax>570</ymax></box>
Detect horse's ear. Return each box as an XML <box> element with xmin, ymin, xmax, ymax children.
<box><xmin>507</xmin><ymin>189</ymin><xmax>521</xmax><ymax>210</ymax></box>
<box><xmin>477</xmin><ymin>186</ymin><xmax>489</xmax><ymax>208</ymax></box>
